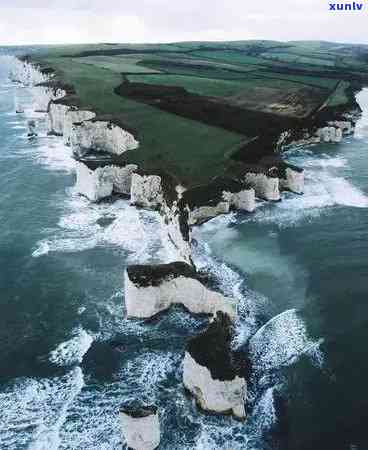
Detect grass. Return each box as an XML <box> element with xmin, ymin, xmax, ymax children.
<box><xmin>72</xmin><ymin>55</ymin><xmax>161</xmax><ymax>74</ymax></box>
<box><xmin>37</xmin><ymin>57</ymin><xmax>246</xmax><ymax>186</ymax></box>
<box><xmin>31</xmin><ymin>40</ymin><xmax>368</xmax><ymax>185</ymax></box>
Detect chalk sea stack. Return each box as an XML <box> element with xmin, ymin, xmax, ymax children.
<box><xmin>124</xmin><ymin>262</ymin><xmax>238</xmax><ymax>319</ymax></box>
<box><xmin>183</xmin><ymin>311</ymin><xmax>247</xmax><ymax>419</ymax></box>
<box><xmin>120</xmin><ymin>401</ymin><xmax>160</xmax><ymax>450</ymax></box>
<box><xmin>179</xmin><ymin>176</ymin><xmax>256</xmax><ymax>226</ymax></box>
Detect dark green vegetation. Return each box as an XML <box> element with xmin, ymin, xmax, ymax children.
<box><xmin>32</xmin><ymin>40</ymin><xmax>368</xmax><ymax>186</ymax></box>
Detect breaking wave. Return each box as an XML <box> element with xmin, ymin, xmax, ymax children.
<box><xmin>49</xmin><ymin>328</ymin><xmax>94</xmax><ymax>367</ymax></box>
<box><xmin>0</xmin><ymin>368</ymin><xmax>84</xmax><ymax>450</ymax></box>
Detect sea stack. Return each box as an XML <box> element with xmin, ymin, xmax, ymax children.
<box><xmin>124</xmin><ymin>262</ymin><xmax>238</xmax><ymax>320</ymax></box>
<box><xmin>119</xmin><ymin>401</ymin><xmax>160</xmax><ymax>450</ymax></box>
<box><xmin>183</xmin><ymin>312</ymin><xmax>247</xmax><ymax>420</ymax></box>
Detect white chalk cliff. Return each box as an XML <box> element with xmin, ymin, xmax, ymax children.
<box><xmin>161</xmin><ymin>201</ymin><xmax>192</xmax><ymax>264</ymax></box>
<box><xmin>183</xmin><ymin>312</ymin><xmax>247</xmax><ymax>420</ymax></box>
<box><xmin>70</xmin><ymin>120</ymin><xmax>139</xmax><ymax>155</ymax></box>
<box><xmin>187</xmin><ymin>201</ymin><xmax>230</xmax><ymax>226</ymax></box>
<box><xmin>279</xmin><ymin>167</ymin><xmax>304</xmax><ymax>194</ymax></box>
<box><xmin>75</xmin><ymin>162</ymin><xmax>138</xmax><ymax>201</ymax></box>
<box><xmin>47</xmin><ymin>102</ymin><xmax>70</xmax><ymax>136</ymax></box>
<box><xmin>119</xmin><ymin>404</ymin><xmax>160</xmax><ymax>450</ymax></box>
<box><xmin>183</xmin><ymin>352</ymin><xmax>246</xmax><ymax>419</ymax></box>
<box><xmin>244</xmin><ymin>172</ymin><xmax>280</xmax><ymax>201</ymax></box>
<box><xmin>75</xmin><ymin>162</ymin><xmax>113</xmax><ymax>202</ymax></box>
<box><xmin>316</xmin><ymin>126</ymin><xmax>343</xmax><ymax>143</ymax></box>
<box><xmin>124</xmin><ymin>263</ymin><xmax>238</xmax><ymax>320</ymax></box>
<box><xmin>130</xmin><ymin>173</ymin><xmax>164</xmax><ymax>209</ymax></box>
<box><xmin>64</xmin><ymin>109</ymin><xmax>96</xmax><ymax>146</ymax></box>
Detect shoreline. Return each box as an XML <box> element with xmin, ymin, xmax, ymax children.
<box><xmin>7</xmin><ymin>55</ymin><xmax>364</xmax><ymax>447</ymax></box>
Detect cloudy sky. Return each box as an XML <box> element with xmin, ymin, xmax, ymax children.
<box><xmin>1</xmin><ymin>0</ymin><xmax>368</xmax><ymax>45</ymax></box>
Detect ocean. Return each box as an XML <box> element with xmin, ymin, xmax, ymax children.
<box><xmin>0</xmin><ymin>50</ymin><xmax>367</xmax><ymax>449</ymax></box>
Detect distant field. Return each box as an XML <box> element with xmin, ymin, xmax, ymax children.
<box><xmin>32</xmin><ymin>40</ymin><xmax>368</xmax><ymax>185</ymax></box>
<box><xmin>73</xmin><ymin>55</ymin><xmax>161</xmax><ymax>74</ymax></box>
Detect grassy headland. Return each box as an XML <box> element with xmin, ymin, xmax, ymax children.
<box><xmin>31</xmin><ymin>40</ymin><xmax>368</xmax><ymax>187</ymax></box>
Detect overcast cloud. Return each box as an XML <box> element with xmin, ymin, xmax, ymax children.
<box><xmin>1</xmin><ymin>0</ymin><xmax>368</xmax><ymax>45</ymax></box>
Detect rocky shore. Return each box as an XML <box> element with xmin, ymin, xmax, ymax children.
<box><xmin>10</xmin><ymin>56</ymin><xmax>361</xmax><ymax>448</ymax></box>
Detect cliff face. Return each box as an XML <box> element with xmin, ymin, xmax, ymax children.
<box><xmin>32</xmin><ymin>85</ymin><xmax>65</xmax><ymax>113</ymax></box>
<box><xmin>124</xmin><ymin>262</ymin><xmax>238</xmax><ymax>319</ymax></box>
<box><xmin>243</xmin><ymin>172</ymin><xmax>280</xmax><ymax>201</ymax></box>
<box><xmin>179</xmin><ymin>177</ymin><xmax>256</xmax><ymax>226</ymax></box>
<box><xmin>75</xmin><ymin>162</ymin><xmax>138</xmax><ymax>201</ymax></box>
<box><xmin>70</xmin><ymin>120</ymin><xmax>139</xmax><ymax>155</ymax></box>
<box><xmin>119</xmin><ymin>402</ymin><xmax>160</xmax><ymax>450</ymax></box>
<box><xmin>64</xmin><ymin>110</ymin><xmax>96</xmax><ymax>145</ymax></box>
<box><xmin>183</xmin><ymin>312</ymin><xmax>247</xmax><ymax>419</ymax></box>
<box><xmin>130</xmin><ymin>173</ymin><xmax>164</xmax><ymax>209</ymax></box>
<box><xmin>47</xmin><ymin>102</ymin><xmax>70</xmax><ymax>136</ymax></box>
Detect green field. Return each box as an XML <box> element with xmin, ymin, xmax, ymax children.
<box><xmin>32</xmin><ymin>40</ymin><xmax>368</xmax><ymax>186</ymax></box>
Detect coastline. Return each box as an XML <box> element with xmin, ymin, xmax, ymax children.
<box><xmin>6</xmin><ymin>55</ymin><xmax>365</xmax><ymax>448</ymax></box>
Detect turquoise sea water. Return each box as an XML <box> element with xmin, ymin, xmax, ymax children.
<box><xmin>0</xmin><ymin>50</ymin><xmax>367</xmax><ymax>449</ymax></box>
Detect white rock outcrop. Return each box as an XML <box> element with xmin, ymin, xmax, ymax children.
<box><xmin>124</xmin><ymin>263</ymin><xmax>237</xmax><ymax>319</ymax></box>
<box><xmin>187</xmin><ymin>201</ymin><xmax>230</xmax><ymax>225</ymax></box>
<box><xmin>75</xmin><ymin>162</ymin><xmax>138</xmax><ymax>201</ymax></box>
<box><xmin>316</xmin><ymin>126</ymin><xmax>343</xmax><ymax>143</ymax></box>
<box><xmin>70</xmin><ymin>120</ymin><xmax>138</xmax><ymax>155</ymax></box>
<box><xmin>183</xmin><ymin>312</ymin><xmax>247</xmax><ymax>420</ymax></box>
<box><xmin>183</xmin><ymin>352</ymin><xmax>246</xmax><ymax>419</ymax></box>
<box><xmin>120</xmin><ymin>403</ymin><xmax>160</xmax><ymax>450</ymax></box>
<box><xmin>8</xmin><ymin>58</ymin><xmax>48</xmax><ymax>86</ymax></box>
<box><xmin>75</xmin><ymin>162</ymin><xmax>113</xmax><ymax>202</ymax></box>
<box><xmin>181</xmin><ymin>178</ymin><xmax>256</xmax><ymax>226</ymax></box>
<box><xmin>64</xmin><ymin>109</ymin><xmax>96</xmax><ymax>145</ymax></box>
<box><xmin>223</xmin><ymin>187</ymin><xmax>256</xmax><ymax>213</ymax></box>
<box><xmin>328</xmin><ymin>120</ymin><xmax>353</xmax><ymax>135</ymax></box>
<box><xmin>279</xmin><ymin>167</ymin><xmax>304</xmax><ymax>194</ymax></box>
<box><xmin>161</xmin><ymin>202</ymin><xmax>192</xmax><ymax>264</ymax></box>
<box><xmin>32</xmin><ymin>85</ymin><xmax>65</xmax><ymax>113</ymax></box>
<box><xmin>47</xmin><ymin>102</ymin><xmax>70</xmax><ymax>136</ymax></box>
<box><xmin>130</xmin><ymin>173</ymin><xmax>164</xmax><ymax>209</ymax></box>
<box><xmin>244</xmin><ymin>172</ymin><xmax>280</xmax><ymax>201</ymax></box>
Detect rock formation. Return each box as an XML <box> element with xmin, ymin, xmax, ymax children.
<box><xmin>179</xmin><ymin>177</ymin><xmax>256</xmax><ymax>226</ymax></box>
<box><xmin>64</xmin><ymin>109</ymin><xmax>96</xmax><ymax>145</ymax></box>
<box><xmin>124</xmin><ymin>262</ymin><xmax>238</xmax><ymax>319</ymax></box>
<box><xmin>75</xmin><ymin>161</ymin><xmax>138</xmax><ymax>201</ymax></box>
<box><xmin>242</xmin><ymin>168</ymin><xmax>280</xmax><ymax>201</ymax></box>
<box><xmin>130</xmin><ymin>172</ymin><xmax>165</xmax><ymax>210</ymax></box>
<box><xmin>47</xmin><ymin>102</ymin><xmax>70</xmax><ymax>136</ymax></box>
<box><xmin>316</xmin><ymin>126</ymin><xmax>343</xmax><ymax>143</ymax></box>
<box><xmin>183</xmin><ymin>312</ymin><xmax>247</xmax><ymax>419</ymax></box>
<box><xmin>70</xmin><ymin>119</ymin><xmax>139</xmax><ymax>155</ymax></box>
<box><xmin>120</xmin><ymin>401</ymin><xmax>160</xmax><ymax>450</ymax></box>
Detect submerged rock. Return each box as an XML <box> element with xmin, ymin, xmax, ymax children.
<box><xmin>183</xmin><ymin>312</ymin><xmax>247</xmax><ymax>419</ymax></box>
<box><xmin>27</xmin><ymin>120</ymin><xmax>37</xmax><ymax>137</ymax></box>
<box><xmin>124</xmin><ymin>262</ymin><xmax>237</xmax><ymax>319</ymax></box>
<box><xmin>120</xmin><ymin>401</ymin><xmax>160</xmax><ymax>450</ymax></box>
